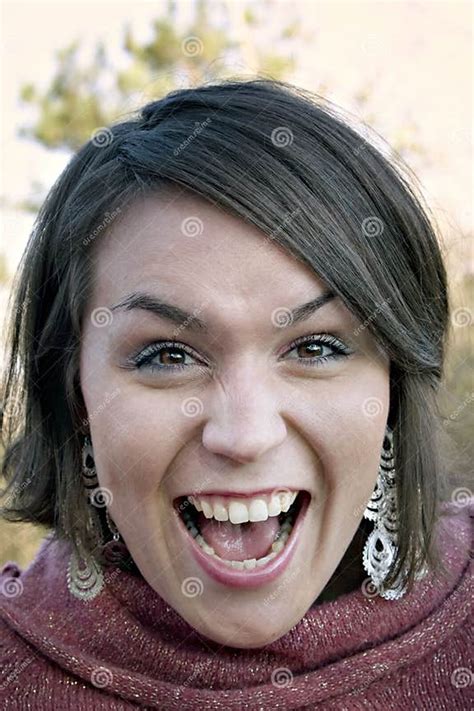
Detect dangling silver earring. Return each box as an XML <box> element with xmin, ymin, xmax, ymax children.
<box><xmin>67</xmin><ymin>434</ymin><xmax>129</xmax><ymax>601</ymax></box>
<box><xmin>66</xmin><ymin>545</ymin><xmax>105</xmax><ymax>602</ymax></box>
<box><xmin>362</xmin><ymin>425</ymin><xmax>409</xmax><ymax>600</ymax></box>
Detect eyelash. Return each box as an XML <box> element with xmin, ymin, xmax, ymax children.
<box><xmin>130</xmin><ymin>334</ymin><xmax>353</xmax><ymax>374</ymax></box>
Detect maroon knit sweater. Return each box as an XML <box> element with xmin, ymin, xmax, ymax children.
<box><xmin>0</xmin><ymin>499</ymin><xmax>472</xmax><ymax>710</ymax></box>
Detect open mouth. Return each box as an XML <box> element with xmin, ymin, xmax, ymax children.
<box><xmin>173</xmin><ymin>490</ymin><xmax>309</xmax><ymax>571</ymax></box>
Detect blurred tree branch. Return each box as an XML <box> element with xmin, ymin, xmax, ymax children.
<box><xmin>18</xmin><ymin>0</ymin><xmax>300</xmax><ymax>154</ymax></box>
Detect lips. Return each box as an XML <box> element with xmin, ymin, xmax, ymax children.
<box><xmin>174</xmin><ymin>490</ymin><xmax>310</xmax><ymax>588</ymax></box>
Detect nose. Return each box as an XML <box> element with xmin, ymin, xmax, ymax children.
<box><xmin>201</xmin><ymin>367</ymin><xmax>288</xmax><ymax>464</ymax></box>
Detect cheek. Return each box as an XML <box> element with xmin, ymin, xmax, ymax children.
<box><xmin>321</xmin><ymin>371</ymin><xmax>390</xmax><ymax>509</ymax></box>
<box><xmin>87</xmin><ymin>389</ymin><xmax>197</xmax><ymax>502</ymax></box>
<box><xmin>296</xmin><ymin>365</ymin><xmax>389</xmax><ymax>483</ymax></box>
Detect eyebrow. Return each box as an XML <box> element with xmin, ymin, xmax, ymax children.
<box><xmin>110</xmin><ymin>289</ymin><xmax>337</xmax><ymax>332</ymax></box>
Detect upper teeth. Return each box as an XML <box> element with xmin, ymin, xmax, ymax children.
<box><xmin>186</xmin><ymin>491</ymin><xmax>299</xmax><ymax>524</ymax></box>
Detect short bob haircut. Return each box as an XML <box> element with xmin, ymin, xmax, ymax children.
<box><xmin>0</xmin><ymin>78</ymin><xmax>463</xmax><ymax>593</ymax></box>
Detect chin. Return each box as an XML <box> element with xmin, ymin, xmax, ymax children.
<box><xmin>191</xmin><ymin>615</ymin><xmax>295</xmax><ymax>649</ymax></box>
<box><xmin>183</xmin><ymin>594</ymin><xmax>313</xmax><ymax>649</ymax></box>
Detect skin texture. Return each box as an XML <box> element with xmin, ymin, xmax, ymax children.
<box><xmin>79</xmin><ymin>187</ymin><xmax>390</xmax><ymax>649</ymax></box>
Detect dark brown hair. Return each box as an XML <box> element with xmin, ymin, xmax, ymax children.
<box><xmin>1</xmin><ymin>77</ymin><xmax>464</xmax><ymax>592</ymax></box>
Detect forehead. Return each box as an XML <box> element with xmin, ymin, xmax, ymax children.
<box><xmin>90</xmin><ymin>188</ymin><xmax>332</xmax><ymax>313</ymax></box>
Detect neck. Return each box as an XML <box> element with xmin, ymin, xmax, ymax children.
<box><xmin>313</xmin><ymin>522</ymin><xmax>368</xmax><ymax>606</ymax></box>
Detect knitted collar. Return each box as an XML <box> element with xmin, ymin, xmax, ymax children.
<box><xmin>0</xmin><ymin>500</ymin><xmax>471</xmax><ymax>709</ymax></box>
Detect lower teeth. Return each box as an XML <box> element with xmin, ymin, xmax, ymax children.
<box><xmin>182</xmin><ymin>508</ymin><xmax>295</xmax><ymax>570</ymax></box>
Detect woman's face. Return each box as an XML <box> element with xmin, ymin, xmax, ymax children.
<box><xmin>80</xmin><ymin>188</ymin><xmax>390</xmax><ymax>648</ymax></box>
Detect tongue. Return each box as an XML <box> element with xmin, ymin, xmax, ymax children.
<box><xmin>197</xmin><ymin>513</ymin><xmax>280</xmax><ymax>561</ymax></box>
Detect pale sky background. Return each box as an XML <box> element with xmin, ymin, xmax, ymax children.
<box><xmin>0</xmin><ymin>0</ymin><xmax>473</xmax><ymax>337</ymax></box>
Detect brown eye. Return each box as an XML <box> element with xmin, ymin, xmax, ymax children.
<box><xmin>284</xmin><ymin>334</ymin><xmax>352</xmax><ymax>368</ymax></box>
<box><xmin>296</xmin><ymin>342</ymin><xmax>324</xmax><ymax>359</ymax></box>
<box><xmin>159</xmin><ymin>346</ymin><xmax>188</xmax><ymax>366</ymax></box>
<box><xmin>132</xmin><ymin>341</ymin><xmax>201</xmax><ymax>373</ymax></box>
